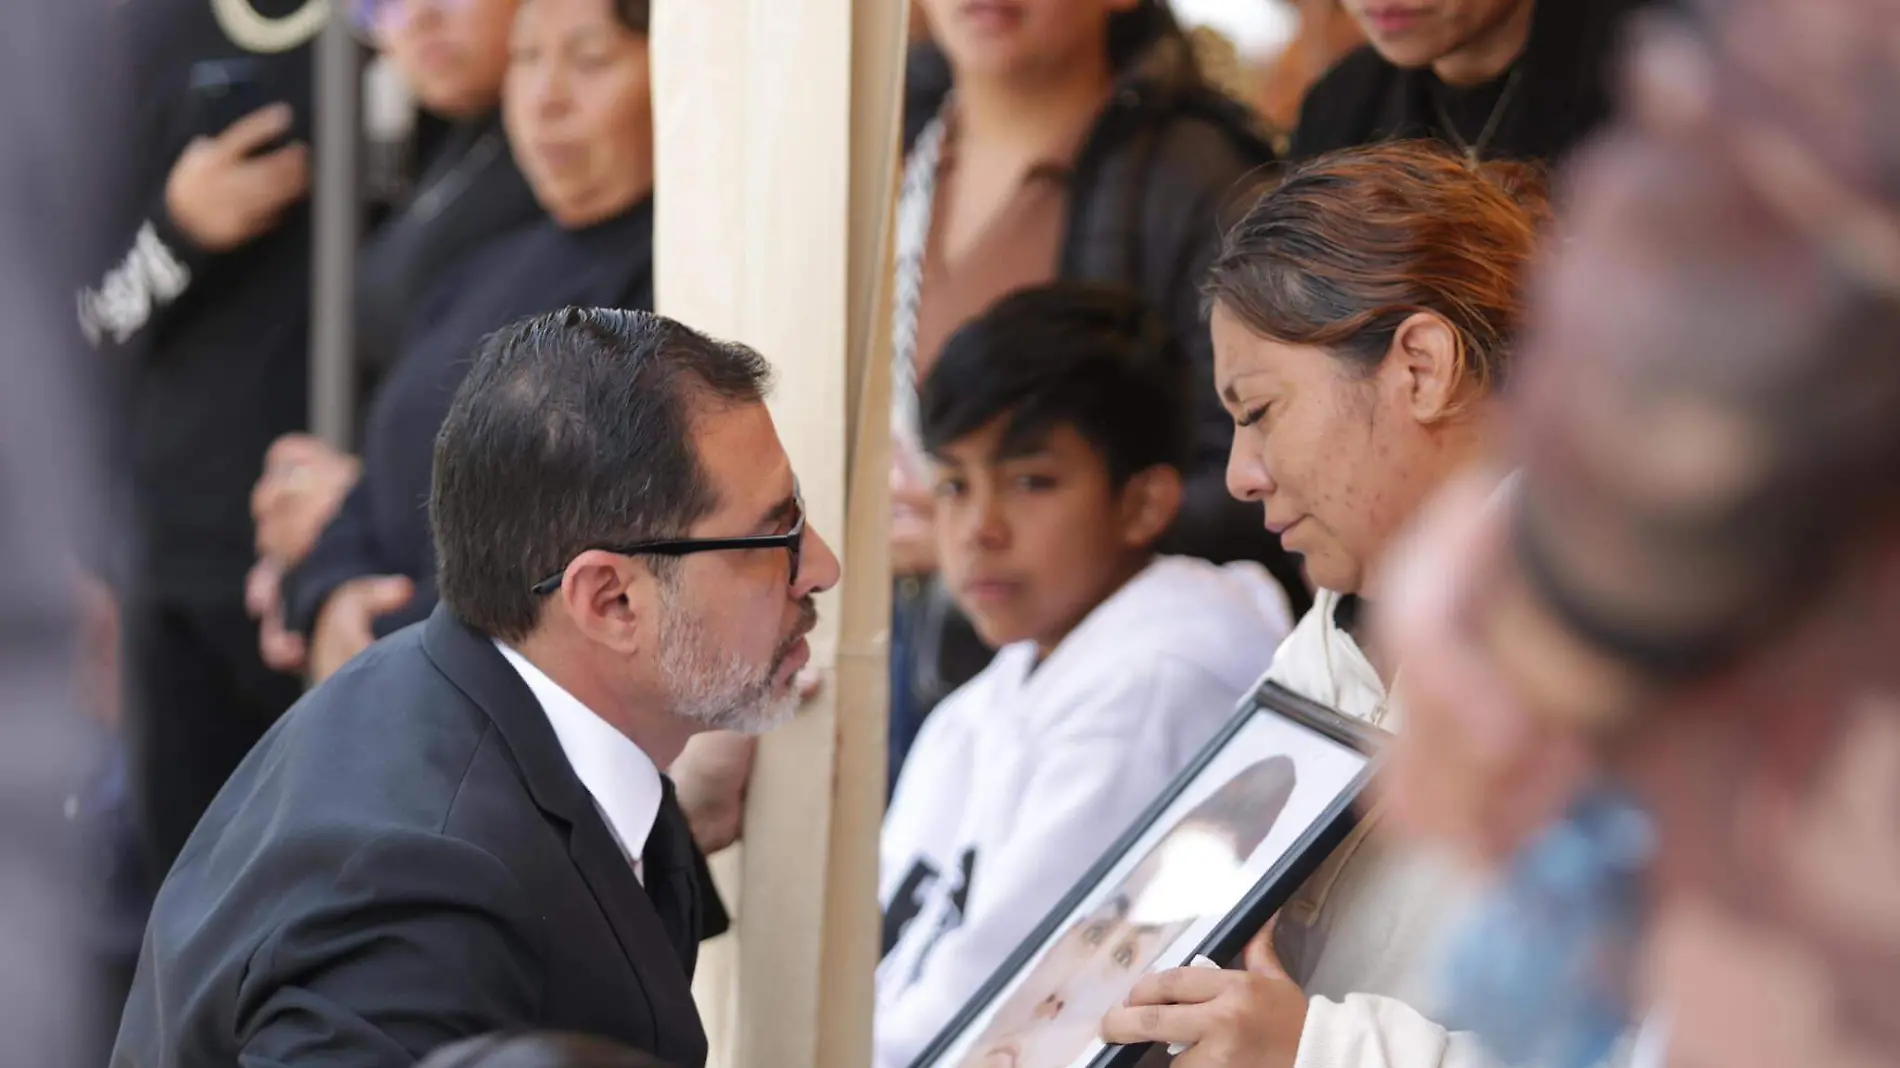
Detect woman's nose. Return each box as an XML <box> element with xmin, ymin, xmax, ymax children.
<box><xmin>1226</xmin><ymin>433</ymin><xmax>1274</xmax><ymax>503</ymax></box>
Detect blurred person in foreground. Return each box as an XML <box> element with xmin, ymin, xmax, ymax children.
<box><xmin>420</xmin><ymin>1032</ymin><xmax>680</xmax><ymax>1068</ymax></box>
<box><xmin>75</xmin><ymin>0</ymin><xmax>314</xmax><ymax>880</ymax></box>
<box><xmin>280</xmin><ymin>0</ymin><xmax>660</xmax><ymax>685</ymax></box>
<box><xmin>4</xmin><ymin>0</ymin><xmax>129</xmax><ymax>1061</ymax></box>
<box><xmin>1370</xmin><ymin>1</ymin><xmax>1900</xmax><ymax>1066</ymax></box>
<box><xmin>1291</xmin><ymin>0</ymin><xmax>1658</xmax><ymax>167</ymax></box>
<box><xmin>247</xmin><ymin>0</ymin><xmax>545</xmax><ymax>675</ymax></box>
<box><xmin>888</xmin><ymin>0</ymin><xmax>1302</xmax><ymax>793</ymax></box>
<box><xmin>111</xmin><ymin>307</ymin><xmax>839</xmax><ymax>1067</ymax></box>
<box><xmin>1095</xmin><ymin>142</ymin><xmax>1549</xmax><ymax>1068</ymax></box>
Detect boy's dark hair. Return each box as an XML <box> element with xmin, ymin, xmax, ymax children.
<box><xmin>431</xmin><ymin>307</ymin><xmax>772</xmax><ymax>642</ymax></box>
<box><xmin>418</xmin><ymin>1032</ymin><xmax>677</xmax><ymax>1068</ymax></box>
<box><xmin>919</xmin><ymin>283</ymin><xmax>1191</xmax><ymax>485</ymax></box>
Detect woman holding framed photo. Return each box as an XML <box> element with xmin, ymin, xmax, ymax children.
<box><xmin>1100</xmin><ymin>141</ymin><xmax>1546</xmax><ymax>1068</ymax></box>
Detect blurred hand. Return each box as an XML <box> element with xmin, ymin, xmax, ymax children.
<box><xmin>252</xmin><ymin>433</ymin><xmax>360</xmax><ymax>566</ymax></box>
<box><xmin>669</xmin><ymin>666</ymin><xmax>823</xmax><ymax>855</ymax></box>
<box><xmin>308</xmin><ymin>574</ymin><xmax>413</xmax><ymax>684</ymax></box>
<box><xmin>671</xmin><ymin>731</ymin><xmax>757</xmax><ymax>856</ymax></box>
<box><xmin>1374</xmin><ymin>471</ymin><xmax>1595</xmax><ymax>863</ymax></box>
<box><xmin>246</xmin><ymin>558</ymin><xmax>308</xmax><ymax>675</ymax></box>
<box><xmin>891</xmin><ymin>456</ymin><xmax>938</xmax><ymax>577</ymax></box>
<box><xmin>165</xmin><ymin>103</ymin><xmax>310</xmax><ymax>252</ymax></box>
<box><xmin>1101</xmin><ymin>920</ymin><xmax>1308</xmax><ymax>1068</ymax></box>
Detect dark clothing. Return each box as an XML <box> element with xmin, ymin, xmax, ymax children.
<box><xmin>904</xmin><ymin>34</ymin><xmax>1301</xmax><ymax>593</ymax></box>
<box><xmin>111</xmin><ymin>605</ymin><xmax>720</xmax><ymax>1068</ymax></box>
<box><xmin>284</xmin><ymin>203</ymin><xmax>657</xmax><ymax>638</ymax></box>
<box><xmin>1290</xmin><ymin>0</ymin><xmax>1657</xmax><ymax>166</ymax></box>
<box><xmin>122</xmin><ymin>597</ymin><xmax>305</xmax><ymax>875</ymax></box>
<box><xmin>75</xmin><ymin>0</ymin><xmax>318</xmax><ymax>900</ymax></box>
<box><xmin>80</xmin><ymin>44</ymin><xmax>315</xmax><ymax>605</ymax></box>
<box><xmin>355</xmin><ymin>115</ymin><xmax>543</xmax><ymax>391</ymax></box>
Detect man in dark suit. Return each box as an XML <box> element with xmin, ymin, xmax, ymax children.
<box><xmin>110</xmin><ymin>307</ymin><xmax>842</xmax><ymax>1067</ymax></box>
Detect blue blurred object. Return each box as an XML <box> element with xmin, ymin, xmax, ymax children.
<box><xmin>1438</xmin><ymin>785</ymin><xmax>1656</xmax><ymax>1068</ymax></box>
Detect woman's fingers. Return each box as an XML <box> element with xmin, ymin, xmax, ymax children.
<box><xmin>1100</xmin><ymin>1000</ymin><xmax>1207</xmax><ymax>1048</ymax></box>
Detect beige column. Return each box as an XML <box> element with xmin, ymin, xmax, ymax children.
<box><xmin>649</xmin><ymin>4</ymin><xmax>908</xmax><ymax>1068</ymax></box>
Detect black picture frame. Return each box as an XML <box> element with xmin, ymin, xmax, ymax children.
<box><xmin>905</xmin><ymin>679</ymin><xmax>1387</xmax><ymax>1068</ymax></box>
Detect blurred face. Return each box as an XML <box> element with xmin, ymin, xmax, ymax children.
<box><xmin>653</xmin><ymin>401</ymin><xmax>841</xmax><ymax>733</ymax></box>
<box><xmin>1344</xmin><ymin>0</ymin><xmax>1528</xmax><ymax>71</ymax></box>
<box><xmin>931</xmin><ymin>417</ymin><xmax>1177</xmax><ymax>655</ymax></box>
<box><xmin>505</xmin><ymin>0</ymin><xmax>655</xmax><ymax>228</ymax></box>
<box><xmin>1213</xmin><ymin>302</ymin><xmax>1468</xmax><ymax>595</ymax></box>
<box><xmin>921</xmin><ymin>0</ymin><xmax>1138</xmax><ymax>86</ymax></box>
<box><xmin>373</xmin><ymin>0</ymin><xmax>519</xmax><ymax>117</ymax></box>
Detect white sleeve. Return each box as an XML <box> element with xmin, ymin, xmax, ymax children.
<box><xmin>1295</xmin><ymin>994</ymin><xmax>1500</xmax><ymax>1068</ymax></box>
<box><xmin>874</xmin><ymin>661</ymin><xmax>1242</xmax><ymax>1068</ymax></box>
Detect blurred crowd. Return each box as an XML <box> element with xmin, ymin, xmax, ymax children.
<box><xmin>14</xmin><ymin>0</ymin><xmax>1892</xmax><ymax>1066</ymax></box>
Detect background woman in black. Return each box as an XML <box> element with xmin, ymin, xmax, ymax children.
<box><xmin>284</xmin><ymin>0</ymin><xmax>662</xmax><ymax>682</ymax></box>
<box><xmin>248</xmin><ymin>0</ymin><xmax>545</xmax><ymax>678</ymax></box>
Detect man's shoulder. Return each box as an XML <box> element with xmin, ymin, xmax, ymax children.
<box><xmin>232</xmin><ymin>629</ymin><xmax>513</xmax><ymax>839</ymax></box>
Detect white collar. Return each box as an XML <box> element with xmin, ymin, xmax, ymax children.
<box><xmin>493</xmin><ymin>640</ymin><xmax>663</xmax><ymax>873</ymax></box>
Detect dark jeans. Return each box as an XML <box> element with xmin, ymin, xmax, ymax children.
<box><xmin>122</xmin><ymin>597</ymin><xmax>304</xmax><ymax>880</ymax></box>
<box><xmin>888</xmin><ymin>576</ymin><xmax>994</xmax><ymax>797</ymax></box>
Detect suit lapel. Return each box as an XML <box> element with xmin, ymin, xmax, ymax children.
<box><xmin>420</xmin><ymin>606</ymin><xmax>708</xmax><ymax>1065</ymax></box>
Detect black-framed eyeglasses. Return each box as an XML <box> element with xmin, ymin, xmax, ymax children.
<box><xmin>531</xmin><ymin>482</ymin><xmax>805</xmax><ymax>596</ymax></box>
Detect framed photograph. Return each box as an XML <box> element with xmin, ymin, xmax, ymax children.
<box><xmin>906</xmin><ymin>679</ymin><xmax>1385</xmax><ymax>1068</ymax></box>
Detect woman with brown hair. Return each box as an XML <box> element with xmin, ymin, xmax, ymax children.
<box><xmin>1099</xmin><ymin>141</ymin><xmax>1545</xmax><ymax>1068</ymax></box>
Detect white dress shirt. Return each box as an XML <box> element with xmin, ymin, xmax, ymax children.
<box><xmin>494</xmin><ymin>640</ymin><xmax>663</xmax><ymax>884</ymax></box>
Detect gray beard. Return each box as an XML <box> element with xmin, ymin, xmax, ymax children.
<box><xmin>656</xmin><ymin>593</ymin><xmax>799</xmax><ymax>735</ymax></box>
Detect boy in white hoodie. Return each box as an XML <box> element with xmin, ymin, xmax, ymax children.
<box><xmin>876</xmin><ymin>284</ymin><xmax>1293</xmax><ymax>1068</ymax></box>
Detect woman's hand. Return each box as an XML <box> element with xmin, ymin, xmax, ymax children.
<box><xmin>246</xmin><ymin>557</ymin><xmax>309</xmax><ymax>675</ymax></box>
<box><xmin>165</xmin><ymin>103</ymin><xmax>310</xmax><ymax>252</ymax></box>
<box><xmin>308</xmin><ymin>574</ymin><xmax>414</xmax><ymax>684</ymax></box>
<box><xmin>252</xmin><ymin>434</ymin><xmax>361</xmax><ymax>567</ymax></box>
<box><xmin>1100</xmin><ymin>923</ymin><xmax>1308</xmax><ymax>1068</ymax></box>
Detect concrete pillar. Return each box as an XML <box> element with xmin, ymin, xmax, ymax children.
<box><xmin>649</xmin><ymin>3</ymin><xmax>908</xmax><ymax>1067</ymax></box>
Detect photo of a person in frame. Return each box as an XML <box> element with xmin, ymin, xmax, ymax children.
<box><xmin>958</xmin><ymin>755</ymin><xmax>1298</xmax><ymax>1068</ymax></box>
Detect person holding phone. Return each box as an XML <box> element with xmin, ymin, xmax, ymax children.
<box><xmin>75</xmin><ymin>0</ymin><xmax>319</xmax><ymax>883</ymax></box>
<box><xmin>246</xmin><ymin>0</ymin><xmax>543</xmax><ymax>678</ymax></box>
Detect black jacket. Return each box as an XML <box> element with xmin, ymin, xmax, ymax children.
<box><xmin>284</xmin><ymin>203</ymin><xmax>656</xmax><ymax>638</ymax></box>
<box><xmin>354</xmin><ymin>114</ymin><xmax>544</xmax><ymax>395</ymax></box>
<box><xmin>111</xmin><ymin>604</ymin><xmax>721</xmax><ymax>1067</ymax></box>
<box><xmin>1290</xmin><ymin>0</ymin><xmax>1659</xmax><ymax>165</ymax></box>
<box><xmin>903</xmin><ymin>34</ymin><xmax>1305</xmax><ymax>602</ymax></box>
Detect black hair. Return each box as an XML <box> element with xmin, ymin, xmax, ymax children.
<box><xmin>1108</xmin><ymin>0</ymin><xmax>1186</xmax><ymax>72</ymax></box>
<box><xmin>918</xmin><ymin>283</ymin><xmax>1190</xmax><ymax>485</ymax></box>
<box><xmin>431</xmin><ymin>307</ymin><xmax>772</xmax><ymax>641</ymax></box>
<box><xmin>614</xmin><ymin>0</ymin><xmax>648</xmax><ymax>32</ymax></box>
<box><xmin>418</xmin><ymin>1032</ymin><xmax>677</xmax><ymax>1068</ymax></box>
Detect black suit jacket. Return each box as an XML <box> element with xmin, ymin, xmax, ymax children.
<box><xmin>111</xmin><ymin>605</ymin><xmax>723</xmax><ymax>1068</ymax></box>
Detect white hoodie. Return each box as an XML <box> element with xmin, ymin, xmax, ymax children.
<box><xmin>875</xmin><ymin>556</ymin><xmax>1293</xmax><ymax>1068</ymax></box>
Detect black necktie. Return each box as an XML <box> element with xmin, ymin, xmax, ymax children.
<box><xmin>642</xmin><ymin>777</ymin><xmax>703</xmax><ymax>974</ymax></box>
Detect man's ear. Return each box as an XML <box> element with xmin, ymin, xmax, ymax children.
<box><xmin>1117</xmin><ymin>465</ymin><xmax>1185</xmax><ymax>550</ymax></box>
<box><xmin>1386</xmin><ymin>311</ymin><xmax>1465</xmax><ymax>424</ymax></box>
<box><xmin>557</xmin><ymin>550</ymin><xmax>654</xmax><ymax>655</ymax></box>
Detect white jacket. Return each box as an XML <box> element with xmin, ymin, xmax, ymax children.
<box><xmin>1266</xmin><ymin>589</ymin><xmax>1496</xmax><ymax>1068</ymax></box>
<box><xmin>875</xmin><ymin>556</ymin><xmax>1293</xmax><ymax>1068</ymax></box>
